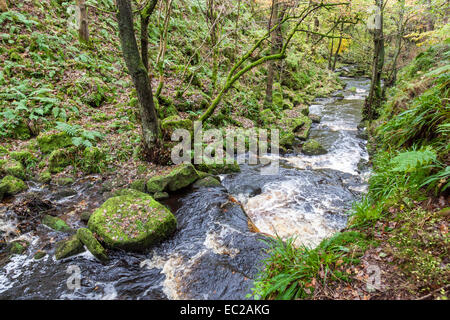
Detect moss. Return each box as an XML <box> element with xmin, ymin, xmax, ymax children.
<box><xmin>282</xmin><ymin>99</ymin><xmax>294</xmax><ymax>110</ymax></box>
<box><xmin>55</xmin><ymin>235</ymin><xmax>85</xmax><ymax>260</ymax></box>
<box><xmin>33</xmin><ymin>251</ymin><xmax>47</xmax><ymax>260</ymax></box>
<box><xmin>280</xmin><ymin>115</ymin><xmax>312</xmax><ymax>141</ymax></box>
<box><xmin>80</xmin><ymin>211</ymin><xmax>92</xmax><ymax>223</ymax></box>
<box><xmin>42</xmin><ymin>214</ymin><xmax>72</xmax><ymax>233</ymax></box>
<box><xmin>153</xmin><ymin>191</ymin><xmax>169</xmax><ymax>200</ymax></box>
<box><xmin>48</xmin><ymin>148</ymin><xmax>73</xmax><ymax>173</ymax></box>
<box><xmin>37</xmin><ymin>132</ymin><xmax>72</xmax><ymax>154</ymax></box>
<box><xmin>55</xmin><ymin>176</ymin><xmax>74</xmax><ymax>186</ymax></box>
<box><xmin>272</xmin><ymin>82</ymin><xmax>284</xmax><ymax>109</ymax></box>
<box><xmin>192</xmin><ymin>176</ymin><xmax>222</xmax><ymax>188</ymax></box>
<box><xmin>130</xmin><ymin>179</ymin><xmax>147</xmax><ymax>193</ymax></box>
<box><xmin>0</xmin><ymin>175</ymin><xmax>27</xmax><ymax>196</ymax></box>
<box><xmin>161</xmin><ymin>115</ymin><xmax>193</xmax><ymax>136</ymax></box>
<box><xmin>9</xmin><ymin>241</ymin><xmax>28</xmax><ymax>255</ymax></box>
<box><xmin>147</xmin><ymin>163</ymin><xmax>200</xmax><ymax>193</ymax></box>
<box><xmin>280</xmin><ymin>132</ymin><xmax>296</xmax><ymax>148</ymax></box>
<box><xmin>194</xmin><ymin>159</ymin><xmax>240</xmax><ymax>175</ymax></box>
<box><xmin>88</xmin><ymin>194</ymin><xmax>177</xmax><ymax>251</ymax></box>
<box><xmin>260</xmin><ymin>109</ymin><xmax>276</xmax><ymax>126</ymax></box>
<box><xmin>80</xmin><ymin>147</ymin><xmax>106</xmax><ymax>174</ymax></box>
<box><xmin>9</xmin><ymin>150</ymin><xmax>35</xmax><ymax>167</ymax></box>
<box><xmin>302</xmin><ymin>139</ymin><xmax>327</xmax><ymax>156</ymax></box>
<box><xmin>76</xmin><ymin>228</ymin><xmax>109</xmax><ymax>262</ymax></box>
<box><xmin>11</xmin><ymin>121</ymin><xmax>32</xmax><ymax>140</ymax></box>
<box><xmin>1</xmin><ymin>160</ymin><xmax>26</xmax><ymax>179</ymax></box>
<box><xmin>38</xmin><ymin>170</ymin><xmax>52</xmax><ymax>184</ymax></box>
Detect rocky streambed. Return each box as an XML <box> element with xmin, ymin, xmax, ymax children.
<box><xmin>0</xmin><ymin>75</ymin><xmax>371</xmax><ymax>299</ymax></box>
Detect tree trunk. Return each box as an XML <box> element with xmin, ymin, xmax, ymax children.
<box><xmin>76</xmin><ymin>0</ymin><xmax>89</xmax><ymax>44</ymax></box>
<box><xmin>365</xmin><ymin>0</ymin><xmax>385</xmax><ymax>120</ymax></box>
<box><xmin>0</xmin><ymin>0</ymin><xmax>8</xmax><ymax>12</ymax></box>
<box><xmin>332</xmin><ymin>21</ymin><xmax>344</xmax><ymax>71</ymax></box>
<box><xmin>140</xmin><ymin>0</ymin><xmax>158</xmax><ymax>71</ymax></box>
<box><xmin>116</xmin><ymin>0</ymin><xmax>160</xmax><ymax>151</ymax></box>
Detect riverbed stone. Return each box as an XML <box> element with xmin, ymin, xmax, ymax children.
<box><xmin>309</xmin><ymin>114</ymin><xmax>321</xmax><ymax>123</ymax></box>
<box><xmin>33</xmin><ymin>250</ymin><xmax>47</xmax><ymax>260</ymax></box>
<box><xmin>37</xmin><ymin>131</ymin><xmax>72</xmax><ymax>154</ymax></box>
<box><xmin>55</xmin><ymin>235</ymin><xmax>85</xmax><ymax>260</ymax></box>
<box><xmin>193</xmin><ymin>176</ymin><xmax>222</xmax><ymax>189</ymax></box>
<box><xmin>161</xmin><ymin>115</ymin><xmax>193</xmax><ymax>135</ymax></box>
<box><xmin>302</xmin><ymin>139</ymin><xmax>327</xmax><ymax>156</ymax></box>
<box><xmin>76</xmin><ymin>228</ymin><xmax>109</xmax><ymax>262</ymax></box>
<box><xmin>42</xmin><ymin>214</ymin><xmax>72</xmax><ymax>233</ymax></box>
<box><xmin>88</xmin><ymin>193</ymin><xmax>177</xmax><ymax>251</ymax></box>
<box><xmin>147</xmin><ymin>163</ymin><xmax>200</xmax><ymax>193</ymax></box>
<box><xmin>9</xmin><ymin>241</ymin><xmax>29</xmax><ymax>255</ymax></box>
<box><xmin>195</xmin><ymin>159</ymin><xmax>240</xmax><ymax>175</ymax></box>
<box><xmin>153</xmin><ymin>191</ymin><xmax>169</xmax><ymax>200</ymax></box>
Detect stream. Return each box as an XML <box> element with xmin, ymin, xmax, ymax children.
<box><xmin>0</xmin><ymin>75</ymin><xmax>370</xmax><ymax>300</ymax></box>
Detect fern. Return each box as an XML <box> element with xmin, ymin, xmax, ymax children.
<box><xmin>390</xmin><ymin>147</ymin><xmax>437</xmax><ymax>173</ymax></box>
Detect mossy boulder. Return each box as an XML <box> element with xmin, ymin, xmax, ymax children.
<box><xmin>0</xmin><ymin>175</ymin><xmax>27</xmax><ymax>198</ymax></box>
<box><xmin>76</xmin><ymin>228</ymin><xmax>109</xmax><ymax>262</ymax></box>
<box><xmin>37</xmin><ymin>132</ymin><xmax>72</xmax><ymax>154</ymax></box>
<box><xmin>80</xmin><ymin>147</ymin><xmax>106</xmax><ymax>174</ymax></box>
<box><xmin>42</xmin><ymin>215</ymin><xmax>72</xmax><ymax>233</ymax></box>
<box><xmin>11</xmin><ymin>121</ymin><xmax>31</xmax><ymax>140</ymax></box>
<box><xmin>153</xmin><ymin>191</ymin><xmax>169</xmax><ymax>200</ymax></box>
<box><xmin>0</xmin><ymin>160</ymin><xmax>26</xmax><ymax>179</ymax></box>
<box><xmin>192</xmin><ymin>176</ymin><xmax>222</xmax><ymax>188</ymax></box>
<box><xmin>282</xmin><ymin>99</ymin><xmax>294</xmax><ymax>110</ymax></box>
<box><xmin>130</xmin><ymin>179</ymin><xmax>147</xmax><ymax>193</ymax></box>
<box><xmin>260</xmin><ymin>109</ymin><xmax>276</xmax><ymax>126</ymax></box>
<box><xmin>55</xmin><ymin>235</ymin><xmax>85</xmax><ymax>260</ymax></box>
<box><xmin>194</xmin><ymin>159</ymin><xmax>240</xmax><ymax>175</ymax></box>
<box><xmin>10</xmin><ymin>150</ymin><xmax>35</xmax><ymax>167</ymax></box>
<box><xmin>161</xmin><ymin>115</ymin><xmax>193</xmax><ymax>136</ymax></box>
<box><xmin>302</xmin><ymin>139</ymin><xmax>327</xmax><ymax>156</ymax></box>
<box><xmin>88</xmin><ymin>193</ymin><xmax>177</xmax><ymax>251</ymax></box>
<box><xmin>281</xmin><ymin>115</ymin><xmax>312</xmax><ymax>141</ymax></box>
<box><xmin>9</xmin><ymin>241</ymin><xmax>29</xmax><ymax>255</ymax></box>
<box><xmin>280</xmin><ymin>132</ymin><xmax>296</xmax><ymax>148</ymax></box>
<box><xmin>38</xmin><ymin>170</ymin><xmax>52</xmax><ymax>184</ymax></box>
<box><xmin>146</xmin><ymin>163</ymin><xmax>200</xmax><ymax>193</ymax></box>
<box><xmin>48</xmin><ymin>148</ymin><xmax>73</xmax><ymax>173</ymax></box>
<box><xmin>55</xmin><ymin>176</ymin><xmax>74</xmax><ymax>186</ymax></box>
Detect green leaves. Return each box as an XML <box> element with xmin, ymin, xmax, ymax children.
<box><xmin>55</xmin><ymin>121</ymin><xmax>104</xmax><ymax>148</ymax></box>
<box><xmin>390</xmin><ymin>147</ymin><xmax>437</xmax><ymax>173</ymax></box>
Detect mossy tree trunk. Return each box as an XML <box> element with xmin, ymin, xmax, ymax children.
<box><xmin>76</xmin><ymin>0</ymin><xmax>89</xmax><ymax>44</ymax></box>
<box><xmin>116</xmin><ymin>0</ymin><xmax>160</xmax><ymax>153</ymax></box>
<box><xmin>0</xmin><ymin>0</ymin><xmax>8</xmax><ymax>12</ymax></box>
<box><xmin>365</xmin><ymin>0</ymin><xmax>385</xmax><ymax>120</ymax></box>
<box><xmin>140</xmin><ymin>0</ymin><xmax>158</xmax><ymax>71</ymax></box>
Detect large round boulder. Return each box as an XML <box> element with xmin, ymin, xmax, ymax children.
<box><xmin>88</xmin><ymin>192</ymin><xmax>176</xmax><ymax>251</ymax></box>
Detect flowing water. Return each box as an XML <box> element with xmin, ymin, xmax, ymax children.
<box><xmin>0</xmin><ymin>75</ymin><xmax>370</xmax><ymax>300</ymax></box>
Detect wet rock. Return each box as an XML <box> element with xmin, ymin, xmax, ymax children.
<box><xmin>55</xmin><ymin>176</ymin><xmax>74</xmax><ymax>186</ymax></box>
<box><xmin>88</xmin><ymin>193</ymin><xmax>177</xmax><ymax>251</ymax></box>
<box><xmin>55</xmin><ymin>235</ymin><xmax>85</xmax><ymax>260</ymax></box>
<box><xmin>309</xmin><ymin>114</ymin><xmax>322</xmax><ymax>124</ymax></box>
<box><xmin>147</xmin><ymin>163</ymin><xmax>200</xmax><ymax>193</ymax></box>
<box><xmin>302</xmin><ymin>139</ymin><xmax>327</xmax><ymax>156</ymax></box>
<box><xmin>37</xmin><ymin>131</ymin><xmax>72</xmax><ymax>154</ymax></box>
<box><xmin>356</xmin><ymin>128</ymin><xmax>369</xmax><ymax>140</ymax></box>
<box><xmin>42</xmin><ymin>215</ymin><xmax>72</xmax><ymax>233</ymax></box>
<box><xmin>193</xmin><ymin>176</ymin><xmax>222</xmax><ymax>189</ymax></box>
<box><xmin>0</xmin><ymin>175</ymin><xmax>28</xmax><ymax>199</ymax></box>
<box><xmin>76</xmin><ymin>228</ymin><xmax>109</xmax><ymax>263</ymax></box>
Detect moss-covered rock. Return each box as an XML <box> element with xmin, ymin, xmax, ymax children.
<box><xmin>280</xmin><ymin>115</ymin><xmax>312</xmax><ymax>141</ymax></box>
<box><xmin>0</xmin><ymin>160</ymin><xmax>26</xmax><ymax>179</ymax></box>
<box><xmin>76</xmin><ymin>228</ymin><xmax>109</xmax><ymax>262</ymax></box>
<box><xmin>48</xmin><ymin>148</ymin><xmax>73</xmax><ymax>173</ymax></box>
<box><xmin>38</xmin><ymin>170</ymin><xmax>52</xmax><ymax>184</ymax></box>
<box><xmin>192</xmin><ymin>176</ymin><xmax>222</xmax><ymax>188</ymax></box>
<box><xmin>302</xmin><ymin>139</ymin><xmax>327</xmax><ymax>156</ymax></box>
<box><xmin>272</xmin><ymin>82</ymin><xmax>284</xmax><ymax>109</ymax></box>
<box><xmin>279</xmin><ymin>132</ymin><xmax>296</xmax><ymax>148</ymax></box>
<box><xmin>260</xmin><ymin>109</ymin><xmax>276</xmax><ymax>126</ymax></box>
<box><xmin>9</xmin><ymin>241</ymin><xmax>29</xmax><ymax>255</ymax></box>
<box><xmin>55</xmin><ymin>176</ymin><xmax>74</xmax><ymax>186</ymax></box>
<box><xmin>130</xmin><ymin>179</ymin><xmax>147</xmax><ymax>193</ymax></box>
<box><xmin>80</xmin><ymin>147</ymin><xmax>106</xmax><ymax>174</ymax></box>
<box><xmin>10</xmin><ymin>150</ymin><xmax>35</xmax><ymax>167</ymax></box>
<box><xmin>146</xmin><ymin>163</ymin><xmax>200</xmax><ymax>193</ymax></box>
<box><xmin>12</xmin><ymin>121</ymin><xmax>31</xmax><ymax>140</ymax></box>
<box><xmin>88</xmin><ymin>193</ymin><xmax>177</xmax><ymax>251</ymax></box>
<box><xmin>80</xmin><ymin>211</ymin><xmax>92</xmax><ymax>223</ymax></box>
<box><xmin>37</xmin><ymin>132</ymin><xmax>72</xmax><ymax>154</ymax></box>
<box><xmin>42</xmin><ymin>215</ymin><xmax>72</xmax><ymax>233</ymax></box>
<box><xmin>194</xmin><ymin>159</ymin><xmax>240</xmax><ymax>175</ymax></box>
<box><xmin>0</xmin><ymin>175</ymin><xmax>27</xmax><ymax>197</ymax></box>
<box><xmin>153</xmin><ymin>191</ymin><xmax>169</xmax><ymax>200</ymax></box>
<box><xmin>33</xmin><ymin>250</ymin><xmax>47</xmax><ymax>260</ymax></box>
<box><xmin>55</xmin><ymin>235</ymin><xmax>85</xmax><ymax>260</ymax></box>
<box><xmin>161</xmin><ymin>115</ymin><xmax>193</xmax><ymax>136</ymax></box>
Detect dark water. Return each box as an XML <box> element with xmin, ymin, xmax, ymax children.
<box><xmin>0</xmin><ymin>76</ymin><xmax>370</xmax><ymax>300</ymax></box>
